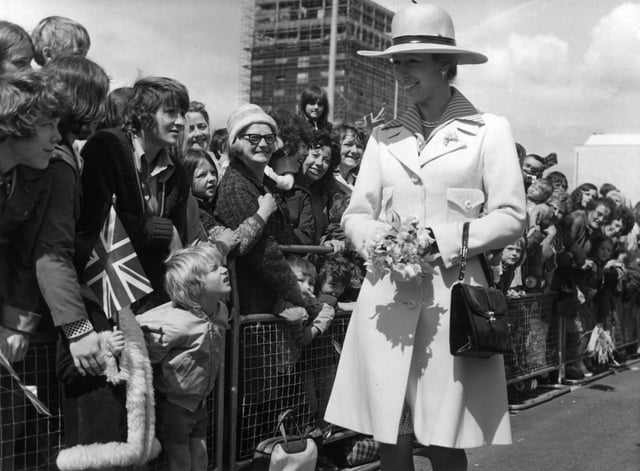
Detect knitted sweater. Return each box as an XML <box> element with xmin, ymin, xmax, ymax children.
<box><xmin>214</xmin><ymin>159</ymin><xmax>304</xmax><ymax>314</ymax></box>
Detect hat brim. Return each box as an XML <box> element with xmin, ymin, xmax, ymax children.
<box><xmin>358</xmin><ymin>43</ymin><xmax>487</xmax><ymax>65</ymax></box>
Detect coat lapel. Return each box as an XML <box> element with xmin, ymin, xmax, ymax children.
<box><xmin>419</xmin><ymin>117</ymin><xmax>484</xmax><ymax>167</ymax></box>
<box><xmin>384</xmin><ymin>126</ymin><xmax>422</xmax><ymax>178</ymax></box>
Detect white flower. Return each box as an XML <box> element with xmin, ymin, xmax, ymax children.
<box><xmin>442</xmin><ymin>130</ymin><xmax>458</xmax><ymax>146</ymax></box>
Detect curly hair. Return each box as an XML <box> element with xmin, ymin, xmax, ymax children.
<box><xmin>43</xmin><ymin>55</ymin><xmax>109</xmax><ymax>139</ymax></box>
<box><xmin>0</xmin><ymin>70</ymin><xmax>60</xmax><ymax>142</ymax></box>
<box><xmin>609</xmin><ymin>204</ymin><xmax>636</xmax><ymax>236</ymax></box>
<box><xmin>316</xmin><ymin>256</ymin><xmax>352</xmax><ymax>291</ymax></box>
<box><xmin>305</xmin><ymin>129</ymin><xmax>340</xmax><ymax>194</ymax></box>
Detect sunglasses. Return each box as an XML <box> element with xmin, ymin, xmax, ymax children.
<box><xmin>240</xmin><ymin>134</ymin><xmax>276</xmax><ymax>146</ymax></box>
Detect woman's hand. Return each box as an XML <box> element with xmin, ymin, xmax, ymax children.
<box><xmin>215</xmin><ymin>227</ymin><xmax>240</xmax><ymax>250</ymax></box>
<box><xmin>323</xmin><ymin>239</ymin><xmax>346</xmax><ymax>254</ymax></box>
<box><xmin>257</xmin><ymin>193</ymin><xmax>278</xmax><ymax>221</ymax></box>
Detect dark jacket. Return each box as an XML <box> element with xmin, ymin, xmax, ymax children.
<box><xmin>77</xmin><ymin>128</ymin><xmax>205</xmax><ymax>295</ymax></box>
<box><xmin>0</xmin><ymin>165</ymin><xmax>50</xmax><ymax>334</ymax></box>
<box><xmin>283</xmin><ymin>182</ymin><xmax>330</xmax><ymax>246</ymax></box>
<box><xmin>33</xmin><ymin>142</ymin><xmax>90</xmax><ymax>327</ymax></box>
<box><xmin>214</xmin><ymin>159</ymin><xmax>304</xmax><ymax>314</ymax></box>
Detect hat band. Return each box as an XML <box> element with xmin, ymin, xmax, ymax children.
<box><xmin>392</xmin><ymin>35</ymin><xmax>456</xmax><ymax>46</ymax></box>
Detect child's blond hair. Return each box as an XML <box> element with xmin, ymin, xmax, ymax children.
<box><xmin>164</xmin><ymin>244</ymin><xmax>224</xmax><ymax>314</ymax></box>
<box><xmin>31</xmin><ymin>16</ymin><xmax>90</xmax><ymax>66</ymax></box>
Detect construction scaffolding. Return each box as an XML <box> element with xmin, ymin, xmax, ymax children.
<box><xmin>245</xmin><ymin>0</ymin><xmax>408</xmax><ymax>126</ymax></box>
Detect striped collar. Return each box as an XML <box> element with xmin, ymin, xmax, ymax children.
<box><xmin>383</xmin><ymin>87</ymin><xmax>484</xmax><ymax>139</ymax></box>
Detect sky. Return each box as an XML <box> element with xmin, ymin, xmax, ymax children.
<box><xmin>3</xmin><ymin>0</ymin><xmax>640</xmax><ymax>193</ymax></box>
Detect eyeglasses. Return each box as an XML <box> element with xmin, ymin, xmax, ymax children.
<box><xmin>240</xmin><ymin>134</ymin><xmax>276</xmax><ymax>146</ymax></box>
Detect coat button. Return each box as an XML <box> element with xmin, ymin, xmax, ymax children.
<box><xmin>410</xmin><ymin>175</ymin><xmax>421</xmax><ymax>185</ymax></box>
<box><xmin>450</xmin><ymin>254</ymin><xmax>459</xmax><ymax>265</ymax></box>
<box><xmin>463</xmin><ymin>199</ymin><xmax>473</xmax><ymax>210</ymax></box>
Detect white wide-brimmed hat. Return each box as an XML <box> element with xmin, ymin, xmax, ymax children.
<box><xmin>358</xmin><ymin>2</ymin><xmax>487</xmax><ymax>65</ymax></box>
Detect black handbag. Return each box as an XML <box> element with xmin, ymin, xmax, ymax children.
<box><xmin>252</xmin><ymin>409</ymin><xmax>318</xmax><ymax>471</ymax></box>
<box><xmin>449</xmin><ymin>221</ymin><xmax>514</xmax><ymax>358</ymax></box>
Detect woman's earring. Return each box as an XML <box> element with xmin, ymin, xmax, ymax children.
<box><xmin>441</xmin><ymin>70</ymin><xmax>447</xmax><ymax>80</ymax></box>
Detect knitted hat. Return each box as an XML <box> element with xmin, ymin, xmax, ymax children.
<box><xmin>227</xmin><ymin>103</ymin><xmax>278</xmax><ymax>146</ymax></box>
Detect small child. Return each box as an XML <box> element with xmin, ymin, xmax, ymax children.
<box><xmin>278</xmin><ymin>255</ymin><xmax>336</xmax><ymax>347</ymax></box>
<box><xmin>316</xmin><ymin>255</ymin><xmax>354</xmax><ymax>310</ymax></box>
<box><xmin>182</xmin><ymin>148</ymin><xmax>279</xmax><ymax>256</ymax></box>
<box><xmin>31</xmin><ymin>16</ymin><xmax>90</xmax><ymax>66</ymax></box>
<box><xmin>283</xmin><ymin>256</ymin><xmax>336</xmax><ymax>428</ymax></box>
<box><xmin>316</xmin><ymin>256</ymin><xmax>351</xmax><ymax>300</ymax></box>
<box><xmin>496</xmin><ymin>238</ymin><xmax>527</xmax><ymax>297</ymax></box>
<box><xmin>137</xmin><ymin>244</ymin><xmax>230</xmax><ymax>471</ymax></box>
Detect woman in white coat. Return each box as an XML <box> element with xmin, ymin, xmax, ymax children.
<box><xmin>324</xmin><ymin>3</ymin><xmax>526</xmax><ymax>471</ymax></box>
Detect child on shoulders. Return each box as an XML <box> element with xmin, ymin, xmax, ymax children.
<box><xmin>137</xmin><ymin>243</ymin><xmax>230</xmax><ymax>471</ymax></box>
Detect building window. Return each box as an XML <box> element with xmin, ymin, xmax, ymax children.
<box><xmin>275</xmin><ymin>57</ymin><xmax>287</xmax><ymax>64</ymax></box>
<box><xmin>252</xmin><ymin>75</ymin><xmax>263</xmax><ymax>82</ymax></box>
<box><xmin>297</xmin><ymin>72</ymin><xmax>309</xmax><ymax>84</ymax></box>
<box><xmin>274</xmin><ymin>89</ymin><xmax>286</xmax><ymax>97</ymax></box>
<box><xmin>298</xmin><ymin>56</ymin><xmax>310</xmax><ymax>68</ymax></box>
<box><xmin>252</xmin><ymin>90</ymin><xmax>263</xmax><ymax>98</ymax></box>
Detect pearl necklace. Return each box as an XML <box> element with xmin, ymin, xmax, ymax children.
<box><xmin>421</xmin><ymin>119</ymin><xmax>439</xmax><ymax>128</ymax></box>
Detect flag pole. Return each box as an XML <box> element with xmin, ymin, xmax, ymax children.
<box><xmin>111</xmin><ymin>193</ymin><xmax>120</xmax><ymax>330</ymax></box>
<box><xmin>327</xmin><ymin>0</ymin><xmax>338</xmax><ymax>123</ymax></box>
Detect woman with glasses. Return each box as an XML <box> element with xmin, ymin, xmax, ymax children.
<box><xmin>214</xmin><ymin>104</ymin><xmax>308</xmax><ymax>315</ymax></box>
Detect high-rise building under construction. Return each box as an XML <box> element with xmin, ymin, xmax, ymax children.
<box><xmin>242</xmin><ymin>0</ymin><xmax>408</xmax><ymax>126</ymax></box>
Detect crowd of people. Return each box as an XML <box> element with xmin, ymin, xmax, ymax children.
<box><xmin>0</xmin><ymin>14</ymin><xmax>369</xmax><ymax>470</ymax></box>
<box><xmin>500</xmin><ymin>147</ymin><xmax>640</xmax><ymax>380</ymax></box>
<box><xmin>1</xmin><ymin>5</ymin><xmax>639</xmax><ymax>471</ymax></box>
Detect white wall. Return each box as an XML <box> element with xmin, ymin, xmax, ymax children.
<box><xmin>574</xmin><ymin>145</ymin><xmax>640</xmax><ymax>205</ymax></box>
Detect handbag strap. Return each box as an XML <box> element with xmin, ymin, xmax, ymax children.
<box><xmin>457</xmin><ymin>221</ymin><xmax>497</xmax><ymax>287</ymax></box>
<box><xmin>275</xmin><ymin>409</ymin><xmax>306</xmax><ymax>448</ymax></box>
<box><xmin>458</xmin><ymin>222</ymin><xmax>470</xmax><ymax>281</ymax></box>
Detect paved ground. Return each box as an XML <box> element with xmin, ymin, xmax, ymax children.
<box><xmin>411</xmin><ymin>358</ymin><xmax>640</xmax><ymax>471</ymax></box>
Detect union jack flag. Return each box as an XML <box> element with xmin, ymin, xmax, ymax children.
<box><xmin>84</xmin><ymin>205</ymin><xmax>153</xmax><ymax>319</ymax></box>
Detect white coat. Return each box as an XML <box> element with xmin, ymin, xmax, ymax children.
<box><xmin>324</xmin><ymin>110</ymin><xmax>526</xmax><ymax>447</ymax></box>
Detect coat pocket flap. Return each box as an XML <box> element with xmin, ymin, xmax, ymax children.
<box><xmin>460</xmin><ymin>285</ymin><xmax>508</xmax><ymax>317</ymax></box>
<box><xmin>446</xmin><ymin>188</ymin><xmax>485</xmax><ymax>212</ymax></box>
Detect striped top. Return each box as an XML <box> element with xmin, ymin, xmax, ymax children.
<box><xmin>383</xmin><ymin>87</ymin><xmax>484</xmax><ymax>151</ymax></box>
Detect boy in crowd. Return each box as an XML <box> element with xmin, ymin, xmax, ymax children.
<box><xmin>31</xmin><ymin>16</ymin><xmax>90</xmax><ymax>66</ymax></box>
<box><xmin>77</xmin><ymin>76</ymin><xmax>214</xmax><ymax>312</ymax></box>
<box><xmin>0</xmin><ymin>70</ymin><xmax>61</xmax><ymax>363</ymax></box>
<box><xmin>137</xmin><ymin>244</ymin><xmax>230</xmax><ymax>471</ymax></box>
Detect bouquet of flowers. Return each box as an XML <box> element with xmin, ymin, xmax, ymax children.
<box><xmin>586</xmin><ymin>324</ymin><xmax>617</xmax><ymax>365</ymax></box>
<box><xmin>364</xmin><ymin>211</ymin><xmax>438</xmax><ymax>282</ymax></box>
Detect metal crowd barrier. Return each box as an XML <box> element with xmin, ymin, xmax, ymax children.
<box><xmin>561</xmin><ymin>291</ymin><xmax>640</xmax><ymax>384</ymax></box>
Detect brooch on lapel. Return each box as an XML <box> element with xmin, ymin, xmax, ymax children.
<box><xmin>442</xmin><ymin>130</ymin><xmax>459</xmax><ymax>147</ymax></box>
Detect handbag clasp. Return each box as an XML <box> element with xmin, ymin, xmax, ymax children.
<box><xmin>487</xmin><ymin>311</ymin><xmax>496</xmax><ymax>323</ymax></box>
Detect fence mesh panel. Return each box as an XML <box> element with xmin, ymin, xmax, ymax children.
<box><xmin>236</xmin><ymin>311</ymin><xmax>350</xmax><ymax>461</ymax></box>
<box><xmin>503</xmin><ymin>294</ymin><xmax>559</xmax><ymax>382</ymax></box>
<box><xmin>0</xmin><ymin>342</ymin><xmax>62</xmax><ymax>471</ymax></box>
